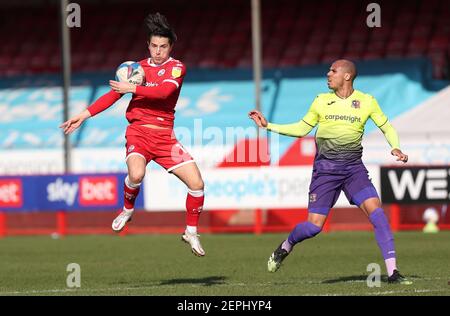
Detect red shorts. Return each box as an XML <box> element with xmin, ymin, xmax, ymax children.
<box><xmin>125</xmin><ymin>124</ymin><xmax>194</xmax><ymax>172</ymax></box>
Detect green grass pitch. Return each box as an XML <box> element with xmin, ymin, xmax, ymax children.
<box><xmin>0</xmin><ymin>232</ymin><xmax>448</xmax><ymax>296</ymax></box>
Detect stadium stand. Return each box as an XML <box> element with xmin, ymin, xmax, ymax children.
<box><xmin>0</xmin><ymin>0</ymin><xmax>449</xmax><ymax>78</ymax></box>
<box><xmin>0</xmin><ymin>0</ymin><xmax>449</xmax><ymax>236</ymax></box>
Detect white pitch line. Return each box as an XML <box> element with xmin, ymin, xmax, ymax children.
<box><xmin>0</xmin><ymin>286</ymin><xmax>161</xmax><ymax>295</ymax></box>
<box><xmin>1</xmin><ymin>282</ymin><xmax>448</xmax><ymax>296</ymax></box>
<box><xmin>321</xmin><ymin>289</ymin><xmax>448</xmax><ymax>296</ymax></box>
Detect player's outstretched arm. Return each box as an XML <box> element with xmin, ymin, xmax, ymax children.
<box><xmin>59</xmin><ymin>109</ymin><xmax>91</xmax><ymax>135</ymax></box>
<box><xmin>248</xmin><ymin>110</ymin><xmax>268</xmax><ymax>128</ymax></box>
<box><xmin>60</xmin><ymin>86</ymin><xmax>123</xmax><ymax>134</ymax></box>
<box><xmin>391</xmin><ymin>148</ymin><xmax>408</xmax><ymax>163</ymax></box>
<box><xmin>249</xmin><ymin>109</ymin><xmax>314</xmax><ymax>137</ymax></box>
<box><xmin>370</xmin><ymin>97</ymin><xmax>408</xmax><ymax>163</ymax></box>
<box><xmin>377</xmin><ymin>121</ymin><xmax>408</xmax><ymax>163</ymax></box>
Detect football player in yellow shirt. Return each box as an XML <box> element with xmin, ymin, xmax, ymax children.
<box><xmin>249</xmin><ymin>60</ymin><xmax>411</xmax><ymax>284</ymax></box>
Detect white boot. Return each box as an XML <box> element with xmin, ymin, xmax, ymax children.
<box><xmin>181</xmin><ymin>229</ymin><xmax>205</xmax><ymax>257</ymax></box>
<box><xmin>112</xmin><ymin>209</ymin><xmax>134</xmax><ymax>233</ymax></box>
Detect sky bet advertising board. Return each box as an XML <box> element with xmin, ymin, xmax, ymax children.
<box><xmin>0</xmin><ymin>174</ymin><xmax>143</xmax><ymax>212</ymax></box>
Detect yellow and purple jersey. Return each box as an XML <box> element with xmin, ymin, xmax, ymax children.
<box><xmin>267</xmin><ymin>90</ymin><xmax>400</xmax><ymax>165</ymax></box>
<box><xmin>305</xmin><ymin>90</ymin><xmax>388</xmax><ymax>162</ymax></box>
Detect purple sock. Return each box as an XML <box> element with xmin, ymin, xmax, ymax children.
<box><xmin>369</xmin><ymin>208</ymin><xmax>396</xmax><ymax>260</ymax></box>
<box><xmin>287</xmin><ymin>221</ymin><xmax>322</xmax><ymax>246</ymax></box>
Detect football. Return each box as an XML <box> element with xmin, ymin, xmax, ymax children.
<box><xmin>115</xmin><ymin>61</ymin><xmax>145</xmax><ymax>85</ymax></box>
<box><xmin>423</xmin><ymin>207</ymin><xmax>439</xmax><ymax>224</ymax></box>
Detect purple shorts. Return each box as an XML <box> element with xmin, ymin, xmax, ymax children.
<box><xmin>308</xmin><ymin>163</ymin><xmax>379</xmax><ymax>216</ymax></box>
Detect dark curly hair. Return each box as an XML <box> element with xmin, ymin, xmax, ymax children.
<box><xmin>144</xmin><ymin>12</ymin><xmax>177</xmax><ymax>45</ymax></box>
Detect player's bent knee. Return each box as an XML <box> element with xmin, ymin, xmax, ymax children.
<box><xmin>128</xmin><ymin>170</ymin><xmax>145</xmax><ymax>184</ymax></box>
<box><xmin>307</xmin><ymin>213</ymin><xmax>327</xmax><ymax>229</ymax></box>
<box><xmin>307</xmin><ymin>222</ymin><xmax>322</xmax><ymax>237</ymax></box>
<box><xmin>292</xmin><ymin>221</ymin><xmax>322</xmax><ymax>241</ymax></box>
<box><xmin>360</xmin><ymin>197</ymin><xmax>382</xmax><ymax>216</ymax></box>
<box><xmin>189</xmin><ymin>178</ymin><xmax>204</xmax><ymax>191</ymax></box>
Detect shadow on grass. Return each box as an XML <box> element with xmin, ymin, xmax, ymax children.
<box><xmin>322</xmin><ymin>275</ymin><xmax>368</xmax><ymax>284</ymax></box>
<box><xmin>322</xmin><ymin>274</ymin><xmax>421</xmax><ymax>284</ymax></box>
<box><xmin>159</xmin><ymin>276</ymin><xmax>227</xmax><ymax>287</ymax></box>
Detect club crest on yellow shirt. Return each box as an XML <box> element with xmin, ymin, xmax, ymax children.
<box><xmin>351</xmin><ymin>100</ymin><xmax>360</xmax><ymax>109</ymax></box>
<box><xmin>171</xmin><ymin>67</ymin><xmax>182</xmax><ymax>78</ymax></box>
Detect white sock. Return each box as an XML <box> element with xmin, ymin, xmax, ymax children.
<box><xmin>281</xmin><ymin>239</ymin><xmax>293</xmax><ymax>253</ymax></box>
<box><xmin>385</xmin><ymin>258</ymin><xmax>397</xmax><ymax>277</ymax></box>
<box><xmin>125</xmin><ymin>176</ymin><xmax>141</xmax><ymax>189</ymax></box>
<box><xmin>188</xmin><ymin>189</ymin><xmax>204</xmax><ymax>197</ymax></box>
<box><xmin>123</xmin><ymin>207</ymin><xmax>134</xmax><ymax>213</ymax></box>
<box><xmin>186</xmin><ymin>225</ymin><xmax>197</xmax><ymax>235</ymax></box>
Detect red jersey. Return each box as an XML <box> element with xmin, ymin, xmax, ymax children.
<box><xmin>87</xmin><ymin>57</ymin><xmax>186</xmax><ymax>129</ymax></box>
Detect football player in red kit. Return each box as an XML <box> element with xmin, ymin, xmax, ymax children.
<box><xmin>60</xmin><ymin>13</ymin><xmax>206</xmax><ymax>257</ymax></box>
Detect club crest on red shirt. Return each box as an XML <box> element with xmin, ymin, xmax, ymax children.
<box><xmin>171</xmin><ymin>67</ymin><xmax>182</xmax><ymax>78</ymax></box>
